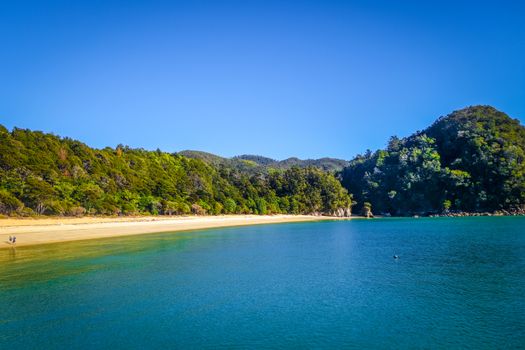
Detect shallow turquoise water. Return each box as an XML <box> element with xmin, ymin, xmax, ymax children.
<box><xmin>1</xmin><ymin>217</ymin><xmax>524</xmax><ymax>349</ymax></box>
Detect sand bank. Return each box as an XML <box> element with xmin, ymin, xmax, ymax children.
<box><xmin>0</xmin><ymin>215</ymin><xmax>342</xmax><ymax>248</ymax></box>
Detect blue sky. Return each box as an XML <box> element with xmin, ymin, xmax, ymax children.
<box><xmin>1</xmin><ymin>0</ymin><xmax>524</xmax><ymax>160</ymax></box>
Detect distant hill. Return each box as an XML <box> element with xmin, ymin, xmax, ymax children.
<box><xmin>234</xmin><ymin>155</ymin><xmax>276</xmax><ymax>166</ymax></box>
<box><xmin>341</xmin><ymin>105</ymin><xmax>525</xmax><ymax>215</ymax></box>
<box><xmin>2</xmin><ymin>105</ymin><xmax>522</xmax><ymax>218</ymax></box>
<box><xmin>0</xmin><ymin>127</ymin><xmax>352</xmax><ymax>217</ymax></box>
<box><xmin>278</xmin><ymin>157</ymin><xmax>350</xmax><ymax>172</ymax></box>
<box><xmin>177</xmin><ymin>151</ymin><xmax>349</xmax><ymax>173</ymax></box>
<box><xmin>176</xmin><ymin>150</ymin><xmax>226</xmax><ymax>165</ymax></box>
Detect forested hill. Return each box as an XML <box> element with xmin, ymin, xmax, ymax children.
<box><xmin>341</xmin><ymin>106</ymin><xmax>525</xmax><ymax>216</ymax></box>
<box><xmin>0</xmin><ymin>125</ymin><xmax>352</xmax><ymax>216</ymax></box>
<box><xmin>177</xmin><ymin>151</ymin><xmax>349</xmax><ymax>173</ymax></box>
<box><xmin>1</xmin><ymin>105</ymin><xmax>523</xmax><ymax>218</ymax></box>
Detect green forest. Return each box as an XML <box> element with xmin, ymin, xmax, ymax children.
<box><xmin>1</xmin><ymin>105</ymin><xmax>524</xmax><ymax>217</ymax></box>
<box><xmin>0</xmin><ymin>124</ymin><xmax>352</xmax><ymax>216</ymax></box>
<box><xmin>341</xmin><ymin>106</ymin><xmax>525</xmax><ymax>215</ymax></box>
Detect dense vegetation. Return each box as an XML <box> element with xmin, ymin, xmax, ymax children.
<box><xmin>0</xmin><ymin>125</ymin><xmax>352</xmax><ymax>216</ymax></box>
<box><xmin>1</xmin><ymin>105</ymin><xmax>523</xmax><ymax>217</ymax></box>
<box><xmin>341</xmin><ymin>106</ymin><xmax>525</xmax><ymax>215</ymax></box>
<box><xmin>178</xmin><ymin>151</ymin><xmax>349</xmax><ymax>174</ymax></box>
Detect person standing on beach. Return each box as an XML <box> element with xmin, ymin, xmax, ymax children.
<box><xmin>12</xmin><ymin>236</ymin><xmax>16</xmax><ymax>245</ymax></box>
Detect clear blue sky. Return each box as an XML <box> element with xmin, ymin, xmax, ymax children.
<box><xmin>1</xmin><ymin>0</ymin><xmax>524</xmax><ymax>160</ymax></box>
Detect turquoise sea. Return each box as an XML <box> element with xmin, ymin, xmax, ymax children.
<box><xmin>1</xmin><ymin>217</ymin><xmax>524</xmax><ymax>349</ymax></box>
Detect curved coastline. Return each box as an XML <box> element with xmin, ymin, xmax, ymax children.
<box><xmin>0</xmin><ymin>215</ymin><xmax>346</xmax><ymax>248</ymax></box>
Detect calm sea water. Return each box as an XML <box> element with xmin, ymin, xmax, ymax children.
<box><xmin>0</xmin><ymin>217</ymin><xmax>524</xmax><ymax>349</ymax></box>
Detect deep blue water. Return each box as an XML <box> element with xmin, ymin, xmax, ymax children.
<box><xmin>1</xmin><ymin>217</ymin><xmax>524</xmax><ymax>349</ymax></box>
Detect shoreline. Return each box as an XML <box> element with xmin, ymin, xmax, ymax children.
<box><xmin>0</xmin><ymin>215</ymin><xmax>345</xmax><ymax>248</ymax></box>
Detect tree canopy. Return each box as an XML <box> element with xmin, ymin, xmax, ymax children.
<box><xmin>0</xmin><ymin>125</ymin><xmax>352</xmax><ymax>216</ymax></box>
<box><xmin>1</xmin><ymin>105</ymin><xmax>523</xmax><ymax>217</ymax></box>
<box><xmin>341</xmin><ymin>106</ymin><xmax>525</xmax><ymax>215</ymax></box>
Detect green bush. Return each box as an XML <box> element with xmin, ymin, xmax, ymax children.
<box><xmin>0</xmin><ymin>190</ymin><xmax>23</xmax><ymax>214</ymax></box>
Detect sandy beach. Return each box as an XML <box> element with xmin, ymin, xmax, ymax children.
<box><xmin>0</xmin><ymin>215</ymin><xmax>342</xmax><ymax>248</ymax></box>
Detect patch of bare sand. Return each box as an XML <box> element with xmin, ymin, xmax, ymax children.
<box><xmin>0</xmin><ymin>215</ymin><xmax>345</xmax><ymax>248</ymax></box>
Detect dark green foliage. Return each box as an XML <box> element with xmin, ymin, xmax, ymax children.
<box><xmin>341</xmin><ymin>106</ymin><xmax>525</xmax><ymax>215</ymax></box>
<box><xmin>5</xmin><ymin>105</ymin><xmax>519</xmax><ymax>217</ymax></box>
<box><xmin>276</xmin><ymin>157</ymin><xmax>350</xmax><ymax>172</ymax></box>
<box><xmin>178</xmin><ymin>151</ymin><xmax>350</xmax><ymax>173</ymax></box>
<box><xmin>234</xmin><ymin>155</ymin><xmax>276</xmax><ymax>166</ymax></box>
<box><xmin>0</xmin><ymin>127</ymin><xmax>352</xmax><ymax>216</ymax></box>
<box><xmin>0</xmin><ymin>189</ymin><xmax>23</xmax><ymax>214</ymax></box>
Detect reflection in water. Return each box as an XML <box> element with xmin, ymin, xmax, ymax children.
<box><xmin>0</xmin><ymin>230</ymin><xmax>197</xmax><ymax>291</ymax></box>
<box><xmin>0</xmin><ymin>218</ymin><xmax>524</xmax><ymax>349</ymax></box>
<box><xmin>7</xmin><ymin>246</ymin><xmax>16</xmax><ymax>261</ymax></box>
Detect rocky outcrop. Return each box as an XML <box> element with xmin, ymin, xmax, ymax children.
<box><xmin>428</xmin><ymin>208</ymin><xmax>525</xmax><ymax>217</ymax></box>
<box><xmin>330</xmin><ymin>207</ymin><xmax>352</xmax><ymax>217</ymax></box>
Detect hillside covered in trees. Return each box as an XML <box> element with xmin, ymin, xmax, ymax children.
<box><xmin>341</xmin><ymin>106</ymin><xmax>525</xmax><ymax>215</ymax></box>
<box><xmin>177</xmin><ymin>151</ymin><xmax>349</xmax><ymax>173</ymax></box>
<box><xmin>1</xmin><ymin>105</ymin><xmax>523</xmax><ymax>217</ymax></box>
<box><xmin>0</xmin><ymin>126</ymin><xmax>352</xmax><ymax>217</ymax></box>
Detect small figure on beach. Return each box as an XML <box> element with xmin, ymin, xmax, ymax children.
<box><xmin>12</xmin><ymin>236</ymin><xmax>16</xmax><ymax>245</ymax></box>
<box><xmin>8</xmin><ymin>236</ymin><xmax>12</xmax><ymax>243</ymax></box>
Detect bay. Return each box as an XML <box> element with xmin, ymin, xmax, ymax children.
<box><xmin>1</xmin><ymin>217</ymin><xmax>524</xmax><ymax>349</ymax></box>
